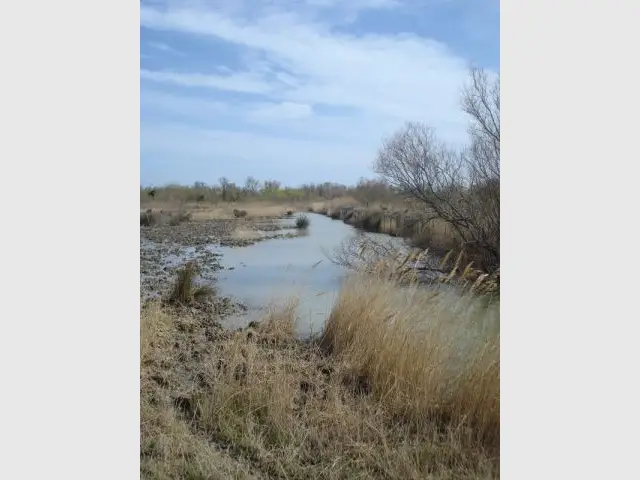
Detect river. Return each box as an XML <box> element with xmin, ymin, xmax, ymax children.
<box><xmin>214</xmin><ymin>213</ymin><xmax>404</xmax><ymax>334</ymax></box>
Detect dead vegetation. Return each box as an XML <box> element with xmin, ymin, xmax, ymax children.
<box><xmin>374</xmin><ymin>68</ymin><xmax>499</xmax><ymax>271</ymax></box>
<box><xmin>140</xmin><ymin>209</ymin><xmax>192</xmax><ymax>227</ymax></box>
<box><xmin>141</xmin><ymin>265</ymin><xmax>499</xmax><ymax>479</ymax></box>
<box><xmin>165</xmin><ymin>262</ymin><xmax>216</xmax><ymax>306</ymax></box>
<box><xmin>327</xmin><ymin>234</ymin><xmax>499</xmax><ymax>296</ymax></box>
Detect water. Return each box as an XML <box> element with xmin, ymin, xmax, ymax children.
<box><xmin>214</xmin><ymin>213</ymin><xmax>400</xmax><ymax>335</ymax></box>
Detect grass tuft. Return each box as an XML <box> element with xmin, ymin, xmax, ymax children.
<box><xmin>165</xmin><ymin>262</ymin><xmax>216</xmax><ymax>305</ymax></box>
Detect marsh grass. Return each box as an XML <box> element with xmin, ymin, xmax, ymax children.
<box><xmin>321</xmin><ymin>275</ymin><xmax>500</xmax><ymax>446</ymax></box>
<box><xmin>152</xmin><ymin>201</ymin><xmax>299</xmax><ymax>222</ymax></box>
<box><xmin>165</xmin><ymin>262</ymin><xmax>216</xmax><ymax>305</ymax></box>
<box><xmin>141</xmin><ymin>268</ymin><xmax>499</xmax><ymax>479</ymax></box>
<box><xmin>140</xmin><ymin>209</ymin><xmax>191</xmax><ymax>227</ymax></box>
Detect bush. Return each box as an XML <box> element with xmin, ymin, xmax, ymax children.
<box><xmin>295</xmin><ymin>214</ymin><xmax>310</xmax><ymax>230</ymax></box>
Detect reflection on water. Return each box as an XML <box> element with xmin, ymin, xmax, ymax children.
<box><xmin>213</xmin><ymin>214</ymin><xmax>399</xmax><ymax>334</ymax></box>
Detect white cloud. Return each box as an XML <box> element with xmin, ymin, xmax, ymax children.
<box><xmin>140</xmin><ymin>0</ymin><xmax>497</xmax><ymax>183</ymax></box>
<box><xmin>146</xmin><ymin>41</ymin><xmax>184</xmax><ymax>55</ymax></box>
<box><xmin>247</xmin><ymin>102</ymin><xmax>314</xmax><ymax>122</ymax></box>
<box><xmin>303</xmin><ymin>0</ymin><xmax>400</xmax><ymax>9</ymax></box>
<box><xmin>141</xmin><ymin>90</ymin><xmax>229</xmax><ymax>117</ymax></box>
<box><xmin>140</xmin><ymin>69</ymin><xmax>274</xmax><ymax>94</ymax></box>
<box><xmin>140</xmin><ymin>2</ymin><xmax>477</xmax><ymax>142</ymax></box>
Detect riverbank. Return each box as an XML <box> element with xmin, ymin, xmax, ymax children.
<box><xmin>140</xmin><ymin>204</ymin><xmax>301</xmax><ymax>302</ymax></box>
<box><xmin>141</xmin><ymin>269</ymin><xmax>500</xmax><ymax>479</ymax></box>
<box><xmin>308</xmin><ymin>201</ymin><xmax>500</xmax><ymax>295</ymax></box>
<box><xmin>139</xmin><ymin>202</ymin><xmax>500</xmax><ymax>478</ymax></box>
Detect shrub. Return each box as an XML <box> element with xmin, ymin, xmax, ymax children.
<box><xmin>295</xmin><ymin>214</ymin><xmax>310</xmax><ymax>230</ymax></box>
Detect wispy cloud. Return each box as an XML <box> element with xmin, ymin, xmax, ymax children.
<box><xmin>140</xmin><ymin>69</ymin><xmax>274</xmax><ymax>94</ymax></box>
<box><xmin>247</xmin><ymin>102</ymin><xmax>314</xmax><ymax>122</ymax></box>
<box><xmin>140</xmin><ymin>0</ymin><xmax>498</xmax><ymax>185</ymax></box>
<box><xmin>146</xmin><ymin>41</ymin><xmax>184</xmax><ymax>56</ymax></box>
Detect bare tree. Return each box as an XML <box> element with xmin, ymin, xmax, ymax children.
<box><xmin>244</xmin><ymin>176</ymin><xmax>260</xmax><ymax>196</ymax></box>
<box><xmin>263</xmin><ymin>180</ymin><xmax>281</xmax><ymax>192</ymax></box>
<box><xmin>373</xmin><ymin>68</ymin><xmax>500</xmax><ymax>269</ymax></box>
<box><xmin>219</xmin><ymin>177</ymin><xmax>230</xmax><ymax>202</ymax></box>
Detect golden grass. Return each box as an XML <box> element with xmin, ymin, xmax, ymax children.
<box><xmin>311</xmin><ymin>195</ymin><xmax>360</xmax><ymax>214</ymax></box>
<box><xmin>140</xmin><ymin>200</ymin><xmax>300</xmax><ymax>221</ymax></box>
<box><xmin>140</xmin><ymin>274</ymin><xmax>499</xmax><ymax>479</ymax></box>
<box><xmin>321</xmin><ymin>275</ymin><xmax>500</xmax><ymax>447</ymax></box>
<box><xmin>187</xmin><ymin>202</ymin><xmax>297</xmax><ymax>221</ymax></box>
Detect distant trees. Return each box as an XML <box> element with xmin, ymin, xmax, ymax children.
<box><xmin>140</xmin><ymin>179</ymin><xmax>401</xmax><ymax>206</ymax></box>
<box><xmin>263</xmin><ymin>180</ymin><xmax>281</xmax><ymax>193</ymax></box>
<box><xmin>244</xmin><ymin>176</ymin><xmax>260</xmax><ymax>196</ymax></box>
<box><xmin>352</xmin><ymin>178</ymin><xmax>395</xmax><ymax>205</ymax></box>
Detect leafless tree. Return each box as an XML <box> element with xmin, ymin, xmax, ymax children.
<box><xmin>263</xmin><ymin>180</ymin><xmax>281</xmax><ymax>192</ymax></box>
<box><xmin>244</xmin><ymin>176</ymin><xmax>260</xmax><ymax>196</ymax></box>
<box><xmin>373</xmin><ymin>68</ymin><xmax>500</xmax><ymax>269</ymax></box>
<box><xmin>325</xmin><ymin>233</ymin><xmax>404</xmax><ymax>272</ymax></box>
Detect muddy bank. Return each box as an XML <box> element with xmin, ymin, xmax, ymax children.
<box><xmin>140</xmin><ymin>213</ymin><xmax>300</xmax><ymax>304</ymax></box>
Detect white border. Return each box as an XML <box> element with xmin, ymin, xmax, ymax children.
<box><xmin>1</xmin><ymin>0</ymin><xmax>638</xmax><ymax>478</ymax></box>
<box><xmin>502</xmin><ymin>0</ymin><xmax>640</xmax><ymax>478</ymax></box>
<box><xmin>0</xmin><ymin>1</ymin><xmax>140</xmax><ymax>478</ymax></box>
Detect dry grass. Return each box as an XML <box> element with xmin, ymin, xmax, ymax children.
<box><xmin>141</xmin><ymin>271</ymin><xmax>499</xmax><ymax>479</ymax></box>
<box><xmin>140</xmin><ymin>210</ymin><xmax>192</xmax><ymax>227</ymax></box>
<box><xmin>407</xmin><ymin>218</ymin><xmax>459</xmax><ymax>254</ymax></box>
<box><xmin>166</xmin><ymin>262</ymin><xmax>216</xmax><ymax>305</ymax></box>
<box><xmin>140</xmin><ymin>304</ymin><xmax>258</xmax><ymax>480</ymax></box>
<box><xmin>142</xmin><ymin>201</ymin><xmax>298</xmax><ymax>222</ymax></box>
<box><xmin>310</xmin><ymin>196</ymin><xmax>361</xmax><ymax>216</ymax></box>
<box><xmin>321</xmin><ymin>275</ymin><xmax>500</xmax><ymax>448</ymax></box>
<box><xmin>309</xmin><ymin>197</ymin><xmax>497</xmax><ymax>273</ymax></box>
<box><xmin>191</xmin><ymin>203</ymin><xmax>294</xmax><ymax>221</ymax></box>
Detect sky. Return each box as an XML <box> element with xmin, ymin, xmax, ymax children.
<box><xmin>140</xmin><ymin>0</ymin><xmax>499</xmax><ymax>188</ymax></box>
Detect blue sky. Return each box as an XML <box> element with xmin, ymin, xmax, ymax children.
<box><xmin>140</xmin><ymin>0</ymin><xmax>499</xmax><ymax>187</ymax></box>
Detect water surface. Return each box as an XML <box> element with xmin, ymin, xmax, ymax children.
<box><xmin>215</xmin><ymin>213</ymin><xmax>398</xmax><ymax>334</ymax></box>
